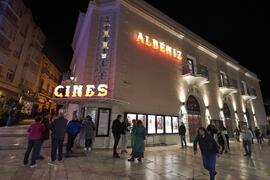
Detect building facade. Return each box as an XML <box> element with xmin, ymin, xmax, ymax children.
<box><xmin>55</xmin><ymin>0</ymin><xmax>267</xmax><ymax>148</ymax></box>
<box><xmin>0</xmin><ymin>0</ymin><xmax>45</xmax><ymax>115</ymax></box>
<box><xmin>37</xmin><ymin>54</ymin><xmax>61</xmax><ymax>115</ymax></box>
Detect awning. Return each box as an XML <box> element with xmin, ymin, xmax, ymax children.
<box><xmin>52</xmin><ymin>97</ymin><xmax>130</xmax><ymax>105</ymax></box>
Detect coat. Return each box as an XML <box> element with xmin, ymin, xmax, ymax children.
<box><xmin>50</xmin><ymin>117</ymin><xmax>68</xmax><ymax>139</ymax></box>
<box><xmin>82</xmin><ymin>120</ymin><xmax>96</xmax><ymax>139</ymax></box>
<box><xmin>133</xmin><ymin>126</ymin><xmax>146</xmax><ymax>153</ymax></box>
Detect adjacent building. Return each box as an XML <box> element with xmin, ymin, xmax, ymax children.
<box><xmin>0</xmin><ymin>0</ymin><xmax>46</xmax><ymax>114</ymax></box>
<box><xmin>37</xmin><ymin>54</ymin><xmax>61</xmax><ymax>115</ymax></box>
<box><xmin>54</xmin><ymin>0</ymin><xmax>267</xmax><ymax>148</ymax></box>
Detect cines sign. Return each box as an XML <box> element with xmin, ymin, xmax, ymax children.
<box><xmin>136</xmin><ymin>32</ymin><xmax>182</xmax><ymax>61</ymax></box>
<box><xmin>54</xmin><ymin>84</ymin><xmax>108</xmax><ymax>98</ymax></box>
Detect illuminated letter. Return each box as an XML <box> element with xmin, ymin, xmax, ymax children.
<box><xmin>145</xmin><ymin>35</ymin><xmax>152</xmax><ymax>47</ymax></box>
<box><xmin>159</xmin><ymin>42</ymin><xmax>166</xmax><ymax>53</ymax></box>
<box><xmin>54</xmin><ymin>85</ymin><xmax>64</xmax><ymax>97</ymax></box>
<box><xmin>177</xmin><ymin>50</ymin><xmax>182</xmax><ymax>60</ymax></box>
<box><xmin>97</xmin><ymin>84</ymin><xmax>108</xmax><ymax>97</ymax></box>
<box><xmin>65</xmin><ymin>86</ymin><xmax>71</xmax><ymax>97</ymax></box>
<box><xmin>85</xmin><ymin>85</ymin><xmax>95</xmax><ymax>97</ymax></box>
<box><xmin>152</xmin><ymin>39</ymin><xmax>159</xmax><ymax>49</ymax></box>
<box><xmin>165</xmin><ymin>45</ymin><xmax>172</xmax><ymax>56</ymax></box>
<box><xmin>72</xmin><ymin>85</ymin><xmax>83</xmax><ymax>97</ymax></box>
<box><xmin>136</xmin><ymin>32</ymin><xmax>144</xmax><ymax>44</ymax></box>
<box><xmin>173</xmin><ymin>48</ymin><xmax>177</xmax><ymax>58</ymax></box>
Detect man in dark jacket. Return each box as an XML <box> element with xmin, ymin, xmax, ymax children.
<box><xmin>179</xmin><ymin>122</ymin><xmax>187</xmax><ymax>149</ymax></box>
<box><xmin>194</xmin><ymin>127</ymin><xmax>219</xmax><ymax>180</ymax></box>
<box><xmin>112</xmin><ymin>114</ymin><xmax>122</xmax><ymax>158</ymax></box>
<box><xmin>48</xmin><ymin>109</ymin><xmax>68</xmax><ymax>165</ymax></box>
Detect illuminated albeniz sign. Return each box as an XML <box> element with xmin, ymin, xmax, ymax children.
<box><xmin>136</xmin><ymin>32</ymin><xmax>182</xmax><ymax>61</ymax></box>
<box><xmin>54</xmin><ymin>84</ymin><xmax>108</xmax><ymax>98</ymax></box>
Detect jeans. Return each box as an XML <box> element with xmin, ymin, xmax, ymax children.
<box><xmin>180</xmin><ymin>135</ymin><xmax>187</xmax><ymax>148</ymax></box>
<box><xmin>202</xmin><ymin>154</ymin><xmax>217</xmax><ymax>180</ymax></box>
<box><xmin>51</xmin><ymin>138</ymin><xmax>64</xmax><ymax>161</ymax></box>
<box><xmin>121</xmin><ymin>133</ymin><xmax>129</xmax><ymax>151</ymax></box>
<box><xmin>256</xmin><ymin>137</ymin><xmax>262</xmax><ymax>144</ymax></box>
<box><xmin>66</xmin><ymin>134</ymin><xmax>77</xmax><ymax>153</ymax></box>
<box><xmin>24</xmin><ymin>139</ymin><xmax>42</xmax><ymax>165</ymax></box>
<box><xmin>85</xmin><ymin>139</ymin><xmax>92</xmax><ymax>148</ymax></box>
<box><xmin>113</xmin><ymin>134</ymin><xmax>121</xmax><ymax>155</ymax></box>
<box><xmin>243</xmin><ymin>140</ymin><xmax>252</xmax><ymax>156</ymax></box>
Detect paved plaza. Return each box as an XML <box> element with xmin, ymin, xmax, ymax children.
<box><xmin>0</xmin><ymin>126</ymin><xmax>270</xmax><ymax>180</ymax></box>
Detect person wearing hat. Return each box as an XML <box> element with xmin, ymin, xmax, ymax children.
<box><xmin>66</xmin><ymin>110</ymin><xmax>81</xmax><ymax>156</ymax></box>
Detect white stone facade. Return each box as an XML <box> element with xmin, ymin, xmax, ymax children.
<box><xmin>64</xmin><ymin>0</ymin><xmax>267</xmax><ymax>148</ymax></box>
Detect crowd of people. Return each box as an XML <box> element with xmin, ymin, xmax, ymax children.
<box><xmin>23</xmin><ymin>109</ymin><xmax>96</xmax><ymax>168</ymax></box>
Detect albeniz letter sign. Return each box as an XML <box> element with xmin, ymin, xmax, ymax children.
<box><xmin>136</xmin><ymin>32</ymin><xmax>182</xmax><ymax>61</ymax></box>
<box><xmin>54</xmin><ymin>84</ymin><xmax>108</xmax><ymax>98</ymax></box>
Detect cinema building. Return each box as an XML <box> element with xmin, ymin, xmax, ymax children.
<box><xmin>55</xmin><ymin>0</ymin><xmax>267</xmax><ymax>148</ymax></box>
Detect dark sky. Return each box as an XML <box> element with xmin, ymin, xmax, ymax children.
<box><xmin>23</xmin><ymin>0</ymin><xmax>269</xmax><ymax>98</ymax></box>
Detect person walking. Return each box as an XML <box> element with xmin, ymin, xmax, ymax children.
<box><xmin>217</xmin><ymin>128</ymin><xmax>228</xmax><ymax>154</ymax></box>
<box><xmin>24</xmin><ymin>116</ymin><xmax>45</xmax><ymax>168</ymax></box>
<box><xmin>112</xmin><ymin>114</ymin><xmax>122</xmax><ymax>158</ymax></box>
<box><xmin>121</xmin><ymin>118</ymin><xmax>131</xmax><ymax>153</ymax></box>
<box><xmin>128</xmin><ymin>120</ymin><xmax>146</xmax><ymax>162</ymax></box>
<box><xmin>222</xmin><ymin>127</ymin><xmax>230</xmax><ymax>150</ymax></box>
<box><xmin>234</xmin><ymin>128</ymin><xmax>240</xmax><ymax>142</ymax></box>
<box><xmin>66</xmin><ymin>111</ymin><xmax>81</xmax><ymax>156</ymax></box>
<box><xmin>38</xmin><ymin>110</ymin><xmax>50</xmax><ymax>160</ymax></box>
<box><xmin>82</xmin><ymin>115</ymin><xmax>96</xmax><ymax>151</ymax></box>
<box><xmin>130</xmin><ymin>119</ymin><xmax>137</xmax><ymax>155</ymax></box>
<box><xmin>48</xmin><ymin>109</ymin><xmax>68</xmax><ymax>165</ymax></box>
<box><xmin>266</xmin><ymin>122</ymin><xmax>270</xmax><ymax>145</ymax></box>
<box><xmin>254</xmin><ymin>127</ymin><xmax>262</xmax><ymax>144</ymax></box>
<box><xmin>243</xmin><ymin>126</ymin><xmax>253</xmax><ymax>157</ymax></box>
<box><xmin>179</xmin><ymin>122</ymin><xmax>187</xmax><ymax>149</ymax></box>
<box><xmin>194</xmin><ymin>127</ymin><xmax>219</xmax><ymax>180</ymax></box>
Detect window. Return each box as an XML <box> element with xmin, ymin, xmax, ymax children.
<box><xmin>187</xmin><ymin>58</ymin><xmax>194</xmax><ymax>74</ymax></box>
<box><xmin>165</xmin><ymin>116</ymin><xmax>172</xmax><ymax>133</ymax></box>
<box><xmin>241</xmin><ymin>81</ymin><xmax>248</xmax><ymax>94</ymax></box>
<box><xmin>6</xmin><ymin>69</ymin><xmax>15</xmax><ymax>82</ymax></box>
<box><xmin>147</xmin><ymin>115</ymin><xmax>156</xmax><ymax>134</ymax></box>
<box><xmin>220</xmin><ymin>71</ymin><xmax>227</xmax><ymax>86</ymax></box>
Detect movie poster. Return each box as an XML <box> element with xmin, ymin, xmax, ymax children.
<box><xmin>157</xmin><ymin>116</ymin><xmax>164</xmax><ymax>134</ymax></box>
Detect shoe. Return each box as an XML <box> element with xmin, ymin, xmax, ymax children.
<box><xmin>88</xmin><ymin>147</ymin><xmax>92</xmax><ymax>151</ymax></box>
<box><xmin>39</xmin><ymin>156</ymin><xmax>45</xmax><ymax>160</ymax></box>
<box><xmin>137</xmin><ymin>158</ymin><xmax>142</xmax><ymax>162</ymax></box>
<box><xmin>30</xmin><ymin>164</ymin><xmax>38</xmax><ymax>168</ymax></box>
<box><xmin>48</xmin><ymin>161</ymin><xmax>57</xmax><ymax>166</ymax></box>
<box><xmin>23</xmin><ymin>161</ymin><xmax>28</xmax><ymax>165</ymax></box>
<box><xmin>244</xmin><ymin>154</ymin><xmax>248</xmax><ymax>156</ymax></box>
<box><xmin>113</xmin><ymin>154</ymin><xmax>120</xmax><ymax>158</ymax></box>
<box><xmin>128</xmin><ymin>158</ymin><xmax>135</xmax><ymax>162</ymax></box>
<box><xmin>84</xmin><ymin>148</ymin><xmax>87</xmax><ymax>151</ymax></box>
<box><xmin>214</xmin><ymin>171</ymin><xmax>217</xmax><ymax>176</ymax></box>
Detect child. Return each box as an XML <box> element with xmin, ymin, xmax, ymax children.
<box><xmin>24</xmin><ymin>116</ymin><xmax>45</xmax><ymax>168</ymax></box>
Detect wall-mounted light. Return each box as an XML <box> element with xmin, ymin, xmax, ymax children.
<box><xmin>70</xmin><ymin>76</ymin><xmax>75</xmax><ymax>81</ymax></box>
<box><xmin>220</xmin><ymin>108</ymin><xmax>223</xmax><ymax>111</ymax></box>
<box><xmin>182</xmin><ymin>102</ymin><xmax>185</xmax><ymax>106</ymax></box>
<box><xmin>206</xmin><ymin>106</ymin><xmax>209</xmax><ymax>109</ymax></box>
<box><xmin>234</xmin><ymin>111</ymin><xmax>237</xmax><ymax>113</ymax></box>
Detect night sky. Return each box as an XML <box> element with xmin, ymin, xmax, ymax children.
<box><xmin>23</xmin><ymin>0</ymin><xmax>269</xmax><ymax>98</ymax></box>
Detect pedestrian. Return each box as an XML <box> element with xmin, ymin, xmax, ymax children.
<box><xmin>179</xmin><ymin>122</ymin><xmax>187</xmax><ymax>149</ymax></box>
<box><xmin>254</xmin><ymin>127</ymin><xmax>262</xmax><ymax>144</ymax></box>
<box><xmin>130</xmin><ymin>119</ymin><xmax>137</xmax><ymax>155</ymax></box>
<box><xmin>121</xmin><ymin>118</ymin><xmax>131</xmax><ymax>153</ymax></box>
<box><xmin>48</xmin><ymin>109</ymin><xmax>68</xmax><ymax>165</ymax></box>
<box><xmin>66</xmin><ymin>110</ymin><xmax>81</xmax><ymax>156</ymax></box>
<box><xmin>260</xmin><ymin>132</ymin><xmax>265</xmax><ymax>143</ymax></box>
<box><xmin>243</xmin><ymin>125</ymin><xmax>253</xmax><ymax>157</ymax></box>
<box><xmin>128</xmin><ymin>120</ymin><xmax>146</xmax><ymax>162</ymax></box>
<box><xmin>37</xmin><ymin>110</ymin><xmax>50</xmax><ymax>160</ymax></box>
<box><xmin>222</xmin><ymin>127</ymin><xmax>230</xmax><ymax>150</ymax></box>
<box><xmin>24</xmin><ymin>116</ymin><xmax>45</xmax><ymax>168</ymax></box>
<box><xmin>249</xmin><ymin>127</ymin><xmax>254</xmax><ymax>144</ymax></box>
<box><xmin>234</xmin><ymin>128</ymin><xmax>240</xmax><ymax>142</ymax></box>
<box><xmin>217</xmin><ymin>128</ymin><xmax>227</xmax><ymax>154</ymax></box>
<box><xmin>6</xmin><ymin>108</ymin><xmax>16</xmax><ymax>127</ymax></box>
<box><xmin>266</xmin><ymin>122</ymin><xmax>270</xmax><ymax>145</ymax></box>
<box><xmin>82</xmin><ymin>115</ymin><xmax>96</xmax><ymax>151</ymax></box>
<box><xmin>112</xmin><ymin>114</ymin><xmax>122</xmax><ymax>158</ymax></box>
<box><xmin>194</xmin><ymin>127</ymin><xmax>219</xmax><ymax>180</ymax></box>
<box><xmin>207</xmin><ymin>124</ymin><xmax>218</xmax><ymax>144</ymax></box>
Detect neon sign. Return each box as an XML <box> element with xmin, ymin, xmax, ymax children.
<box><xmin>136</xmin><ymin>32</ymin><xmax>182</xmax><ymax>61</ymax></box>
<box><xmin>54</xmin><ymin>84</ymin><xmax>108</xmax><ymax>98</ymax></box>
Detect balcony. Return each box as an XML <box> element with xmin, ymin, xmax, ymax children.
<box><xmin>219</xmin><ymin>78</ymin><xmax>238</xmax><ymax>95</ymax></box>
<box><xmin>241</xmin><ymin>87</ymin><xmax>257</xmax><ymax>101</ymax></box>
<box><xmin>182</xmin><ymin>64</ymin><xmax>209</xmax><ymax>86</ymax></box>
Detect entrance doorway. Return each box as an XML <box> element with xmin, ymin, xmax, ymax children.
<box><xmin>223</xmin><ymin>103</ymin><xmax>233</xmax><ymax>137</ymax></box>
<box><xmin>186</xmin><ymin>96</ymin><xmax>202</xmax><ymax>142</ymax></box>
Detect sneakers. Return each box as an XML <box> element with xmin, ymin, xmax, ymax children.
<box><xmin>128</xmin><ymin>157</ymin><xmax>135</xmax><ymax>162</ymax></box>
<box><xmin>30</xmin><ymin>164</ymin><xmax>38</xmax><ymax>168</ymax></box>
<box><xmin>48</xmin><ymin>161</ymin><xmax>57</xmax><ymax>166</ymax></box>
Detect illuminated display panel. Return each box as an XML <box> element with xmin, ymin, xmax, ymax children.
<box><xmin>172</xmin><ymin>117</ymin><xmax>179</xmax><ymax>133</ymax></box>
<box><xmin>156</xmin><ymin>116</ymin><xmax>164</xmax><ymax>134</ymax></box>
<box><xmin>138</xmin><ymin>114</ymin><xmax>146</xmax><ymax>126</ymax></box>
<box><xmin>127</xmin><ymin>113</ymin><xmax>136</xmax><ymax>124</ymax></box>
<box><xmin>147</xmin><ymin>115</ymin><xmax>156</xmax><ymax>134</ymax></box>
<box><xmin>165</xmin><ymin>116</ymin><xmax>172</xmax><ymax>133</ymax></box>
